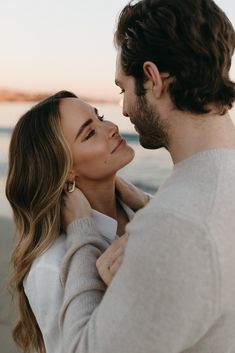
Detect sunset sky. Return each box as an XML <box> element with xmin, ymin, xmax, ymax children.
<box><xmin>0</xmin><ymin>0</ymin><xmax>234</xmax><ymax>101</ymax></box>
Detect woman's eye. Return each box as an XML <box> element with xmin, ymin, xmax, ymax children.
<box><xmin>85</xmin><ymin>129</ymin><xmax>95</xmax><ymax>140</ymax></box>
<box><xmin>98</xmin><ymin>114</ymin><xmax>104</xmax><ymax>121</ymax></box>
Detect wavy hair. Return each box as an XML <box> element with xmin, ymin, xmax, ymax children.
<box><xmin>5</xmin><ymin>90</ymin><xmax>77</xmax><ymax>353</ymax></box>
<box><xmin>115</xmin><ymin>0</ymin><xmax>235</xmax><ymax>114</ymax></box>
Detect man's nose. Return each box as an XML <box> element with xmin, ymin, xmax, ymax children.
<box><xmin>122</xmin><ymin>109</ymin><xmax>129</xmax><ymax>117</ymax></box>
<box><xmin>121</xmin><ymin>96</ymin><xmax>129</xmax><ymax>117</ymax></box>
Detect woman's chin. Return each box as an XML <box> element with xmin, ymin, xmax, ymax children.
<box><xmin>118</xmin><ymin>148</ymin><xmax>135</xmax><ymax>170</ymax></box>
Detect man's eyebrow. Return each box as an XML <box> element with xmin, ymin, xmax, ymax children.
<box><xmin>74</xmin><ymin>119</ymin><xmax>93</xmax><ymax>141</ymax></box>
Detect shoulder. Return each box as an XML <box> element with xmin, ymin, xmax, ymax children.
<box><xmin>127</xmin><ymin>204</ymin><xmax>214</xmax><ymax>247</ymax></box>
<box><xmin>127</xmin><ymin>207</ymin><xmax>220</xmax><ymax>295</ymax></box>
<box><xmin>127</xmin><ymin>205</ymin><xmax>219</xmax><ymax>263</ymax></box>
<box><xmin>23</xmin><ymin>235</ymin><xmax>66</xmax><ymax>328</ymax></box>
<box><xmin>24</xmin><ymin>234</ymin><xmax>66</xmax><ymax>293</ymax></box>
<box><xmin>29</xmin><ymin>233</ymin><xmax>66</xmax><ymax>274</ymax></box>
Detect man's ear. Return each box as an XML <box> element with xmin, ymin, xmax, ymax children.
<box><xmin>143</xmin><ymin>61</ymin><xmax>170</xmax><ymax>98</ymax></box>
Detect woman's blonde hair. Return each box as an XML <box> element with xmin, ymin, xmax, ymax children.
<box><xmin>5</xmin><ymin>90</ymin><xmax>76</xmax><ymax>353</ymax></box>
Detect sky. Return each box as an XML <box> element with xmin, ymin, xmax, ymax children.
<box><xmin>0</xmin><ymin>0</ymin><xmax>234</xmax><ymax>101</ymax></box>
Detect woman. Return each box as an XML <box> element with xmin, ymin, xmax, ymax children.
<box><xmin>6</xmin><ymin>90</ymin><xmax>150</xmax><ymax>353</ymax></box>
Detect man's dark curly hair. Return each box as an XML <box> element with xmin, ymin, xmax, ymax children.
<box><xmin>114</xmin><ymin>0</ymin><xmax>235</xmax><ymax>114</ymax></box>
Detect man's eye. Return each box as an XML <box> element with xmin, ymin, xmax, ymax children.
<box><xmin>119</xmin><ymin>89</ymin><xmax>125</xmax><ymax>95</ymax></box>
<box><xmin>85</xmin><ymin>130</ymin><xmax>95</xmax><ymax>140</ymax></box>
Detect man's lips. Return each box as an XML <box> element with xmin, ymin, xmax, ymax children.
<box><xmin>130</xmin><ymin>118</ymin><xmax>135</xmax><ymax>124</ymax></box>
<box><xmin>134</xmin><ymin>125</ymin><xmax>139</xmax><ymax>132</ymax></box>
<box><xmin>111</xmin><ymin>138</ymin><xmax>126</xmax><ymax>153</ymax></box>
<box><xmin>130</xmin><ymin>118</ymin><xmax>140</xmax><ymax>132</ymax></box>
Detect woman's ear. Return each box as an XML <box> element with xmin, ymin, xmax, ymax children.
<box><xmin>67</xmin><ymin>170</ymin><xmax>76</xmax><ymax>182</ymax></box>
<box><xmin>66</xmin><ymin>170</ymin><xmax>78</xmax><ymax>193</ymax></box>
<box><xmin>143</xmin><ymin>61</ymin><xmax>170</xmax><ymax>98</ymax></box>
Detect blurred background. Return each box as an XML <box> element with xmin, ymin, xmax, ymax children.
<box><xmin>0</xmin><ymin>1</ymin><xmax>235</xmax><ymax>352</ymax></box>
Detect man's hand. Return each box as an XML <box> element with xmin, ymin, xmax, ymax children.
<box><xmin>115</xmin><ymin>176</ymin><xmax>150</xmax><ymax>211</ymax></box>
<box><xmin>96</xmin><ymin>233</ymin><xmax>129</xmax><ymax>285</ymax></box>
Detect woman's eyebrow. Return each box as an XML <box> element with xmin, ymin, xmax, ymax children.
<box><xmin>94</xmin><ymin>107</ymin><xmax>100</xmax><ymax>116</ymax></box>
<box><xmin>74</xmin><ymin>119</ymin><xmax>93</xmax><ymax>141</ymax></box>
<box><xmin>74</xmin><ymin>108</ymin><xmax>100</xmax><ymax>141</ymax></box>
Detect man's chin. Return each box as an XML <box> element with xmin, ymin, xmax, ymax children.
<box><xmin>139</xmin><ymin>135</ymin><xmax>164</xmax><ymax>150</ymax></box>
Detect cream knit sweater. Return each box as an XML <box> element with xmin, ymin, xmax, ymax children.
<box><xmin>59</xmin><ymin>149</ymin><xmax>235</xmax><ymax>353</ymax></box>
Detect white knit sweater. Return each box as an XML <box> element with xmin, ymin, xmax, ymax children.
<box><xmin>60</xmin><ymin>149</ymin><xmax>235</xmax><ymax>353</ymax></box>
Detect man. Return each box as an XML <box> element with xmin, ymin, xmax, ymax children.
<box><xmin>60</xmin><ymin>1</ymin><xmax>235</xmax><ymax>352</ymax></box>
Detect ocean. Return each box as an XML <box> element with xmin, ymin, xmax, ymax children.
<box><xmin>0</xmin><ymin>102</ymin><xmax>173</xmax><ymax>217</ymax></box>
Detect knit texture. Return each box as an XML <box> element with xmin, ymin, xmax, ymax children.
<box><xmin>59</xmin><ymin>149</ymin><xmax>235</xmax><ymax>353</ymax></box>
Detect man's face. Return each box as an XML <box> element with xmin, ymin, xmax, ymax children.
<box><xmin>115</xmin><ymin>49</ymin><xmax>169</xmax><ymax>150</ymax></box>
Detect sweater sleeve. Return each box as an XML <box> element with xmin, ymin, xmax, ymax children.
<box><xmin>59</xmin><ymin>209</ymin><xmax>220</xmax><ymax>353</ymax></box>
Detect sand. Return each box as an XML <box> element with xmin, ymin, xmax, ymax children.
<box><xmin>0</xmin><ymin>216</ymin><xmax>20</xmax><ymax>353</ymax></box>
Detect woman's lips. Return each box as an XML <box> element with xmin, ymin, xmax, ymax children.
<box><xmin>111</xmin><ymin>138</ymin><xmax>126</xmax><ymax>153</ymax></box>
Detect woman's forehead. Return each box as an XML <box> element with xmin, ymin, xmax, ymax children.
<box><xmin>60</xmin><ymin>97</ymin><xmax>94</xmax><ymax>122</ymax></box>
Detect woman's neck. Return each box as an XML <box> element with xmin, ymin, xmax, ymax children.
<box><xmin>76</xmin><ymin>177</ymin><xmax>129</xmax><ymax>236</ymax></box>
<box><xmin>75</xmin><ymin>177</ymin><xmax>118</xmax><ymax>219</ymax></box>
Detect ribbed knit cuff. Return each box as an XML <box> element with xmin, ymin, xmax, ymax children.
<box><xmin>65</xmin><ymin>216</ymin><xmax>105</xmax><ymax>250</ymax></box>
<box><xmin>67</xmin><ymin>217</ymin><xmax>96</xmax><ymax>235</ymax></box>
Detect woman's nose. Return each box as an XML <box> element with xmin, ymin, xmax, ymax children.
<box><xmin>107</xmin><ymin>122</ymin><xmax>119</xmax><ymax>138</ymax></box>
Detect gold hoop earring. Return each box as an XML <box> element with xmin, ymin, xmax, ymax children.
<box><xmin>67</xmin><ymin>180</ymin><xmax>75</xmax><ymax>193</ymax></box>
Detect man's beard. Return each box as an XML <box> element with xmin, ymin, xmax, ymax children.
<box><xmin>130</xmin><ymin>96</ymin><xmax>169</xmax><ymax>150</ymax></box>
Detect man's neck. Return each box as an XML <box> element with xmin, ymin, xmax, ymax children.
<box><xmin>168</xmin><ymin>111</ymin><xmax>235</xmax><ymax>164</ymax></box>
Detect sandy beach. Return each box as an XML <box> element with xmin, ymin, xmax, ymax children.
<box><xmin>0</xmin><ymin>216</ymin><xmax>20</xmax><ymax>353</ymax></box>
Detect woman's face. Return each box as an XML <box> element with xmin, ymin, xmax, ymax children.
<box><xmin>60</xmin><ymin>98</ymin><xmax>134</xmax><ymax>181</ymax></box>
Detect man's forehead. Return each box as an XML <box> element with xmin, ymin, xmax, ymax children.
<box><xmin>115</xmin><ymin>49</ymin><xmax>124</xmax><ymax>83</ymax></box>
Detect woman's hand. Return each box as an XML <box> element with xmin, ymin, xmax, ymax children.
<box><xmin>96</xmin><ymin>233</ymin><xmax>129</xmax><ymax>286</ymax></box>
<box><xmin>62</xmin><ymin>186</ymin><xmax>92</xmax><ymax>230</ymax></box>
<box><xmin>115</xmin><ymin>176</ymin><xmax>150</xmax><ymax>211</ymax></box>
